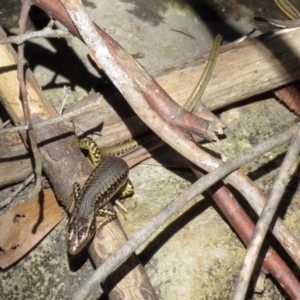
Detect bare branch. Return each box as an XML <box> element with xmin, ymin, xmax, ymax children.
<box><xmin>0</xmin><ymin>120</ymin><xmax>11</xmax><ymax>128</ymax></box>
<box><xmin>190</xmin><ymin>165</ymin><xmax>300</xmax><ymax>298</ymax></box>
<box><xmin>0</xmin><ymin>95</ymin><xmax>102</xmax><ymax>135</ymax></box>
<box><xmin>0</xmin><ymin>27</ymin><xmax>73</xmax><ymax>45</ymax></box>
<box><xmin>231</xmin><ymin>124</ymin><xmax>300</xmax><ymax>300</ymax></box>
<box><xmin>0</xmin><ymin>173</ymin><xmax>34</xmax><ymax>210</ymax></box>
<box><xmin>58</xmin><ymin>86</ymin><xmax>70</xmax><ymax>115</ymax></box>
<box><xmin>17</xmin><ymin>0</ymin><xmax>42</xmax><ymax>203</ymax></box>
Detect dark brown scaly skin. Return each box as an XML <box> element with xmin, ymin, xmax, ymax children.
<box><xmin>66</xmin><ymin>140</ymin><xmax>134</xmax><ymax>255</ymax></box>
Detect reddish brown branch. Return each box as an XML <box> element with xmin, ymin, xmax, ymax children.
<box><xmin>275</xmin><ymin>83</ymin><xmax>300</xmax><ymax>116</ymax></box>
<box><xmin>190</xmin><ymin>163</ymin><xmax>300</xmax><ymax>299</ymax></box>
<box><xmin>17</xmin><ymin>0</ymin><xmax>42</xmax><ymax>202</ymax></box>
<box><xmin>32</xmin><ymin>0</ymin><xmax>218</xmax><ymax>141</ymax></box>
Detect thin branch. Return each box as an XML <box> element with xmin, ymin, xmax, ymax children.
<box><xmin>17</xmin><ymin>0</ymin><xmax>42</xmax><ymax>203</ymax></box>
<box><xmin>58</xmin><ymin>86</ymin><xmax>70</xmax><ymax>115</ymax></box>
<box><xmin>0</xmin><ymin>95</ymin><xmax>102</xmax><ymax>135</ymax></box>
<box><xmin>119</xmin><ymin>128</ymin><xmax>300</xmax><ymax>297</ymax></box>
<box><xmin>0</xmin><ymin>173</ymin><xmax>35</xmax><ymax>210</ymax></box>
<box><xmin>191</xmin><ymin>164</ymin><xmax>300</xmax><ymax>299</ymax></box>
<box><xmin>0</xmin><ymin>27</ymin><xmax>73</xmax><ymax>45</ymax></box>
<box><xmin>0</xmin><ymin>119</ymin><xmax>11</xmax><ymax>128</ymax></box>
<box><xmin>73</xmin><ymin>123</ymin><xmax>299</xmax><ymax>300</ymax></box>
<box><xmin>231</xmin><ymin>124</ymin><xmax>300</xmax><ymax>300</ymax></box>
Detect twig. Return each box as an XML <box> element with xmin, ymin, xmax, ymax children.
<box><xmin>73</xmin><ymin>123</ymin><xmax>299</xmax><ymax>300</ymax></box>
<box><xmin>0</xmin><ymin>27</ymin><xmax>73</xmax><ymax>45</ymax></box>
<box><xmin>191</xmin><ymin>164</ymin><xmax>300</xmax><ymax>299</ymax></box>
<box><xmin>120</xmin><ymin>132</ymin><xmax>300</xmax><ymax>297</ymax></box>
<box><xmin>231</xmin><ymin>124</ymin><xmax>300</xmax><ymax>300</ymax></box>
<box><xmin>58</xmin><ymin>86</ymin><xmax>70</xmax><ymax>115</ymax></box>
<box><xmin>0</xmin><ymin>96</ymin><xmax>102</xmax><ymax>135</ymax></box>
<box><xmin>170</xmin><ymin>28</ymin><xmax>196</xmax><ymax>40</ymax></box>
<box><xmin>0</xmin><ymin>173</ymin><xmax>35</xmax><ymax>210</ymax></box>
<box><xmin>17</xmin><ymin>0</ymin><xmax>42</xmax><ymax>203</ymax></box>
<box><xmin>0</xmin><ymin>119</ymin><xmax>10</xmax><ymax>128</ymax></box>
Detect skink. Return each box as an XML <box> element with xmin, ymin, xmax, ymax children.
<box><xmin>66</xmin><ymin>30</ymin><xmax>225</xmax><ymax>255</ymax></box>
<box><xmin>66</xmin><ymin>139</ymin><xmax>133</xmax><ymax>255</ymax></box>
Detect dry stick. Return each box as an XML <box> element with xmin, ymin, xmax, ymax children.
<box><xmin>59</xmin><ymin>0</ymin><xmax>300</xmax><ymax>271</ymax></box>
<box><xmin>0</xmin><ymin>27</ymin><xmax>73</xmax><ymax>45</ymax></box>
<box><xmin>123</xmin><ymin>136</ymin><xmax>300</xmax><ymax>297</ymax></box>
<box><xmin>0</xmin><ymin>96</ymin><xmax>102</xmax><ymax>135</ymax></box>
<box><xmin>191</xmin><ymin>164</ymin><xmax>300</xmax><ymax>298</ymax></box>
<box><xmin>232</xmin><ymin>0</ymin><xmax>300</xmax><ymax>299</ymax></box>
<box><xmin>73</xmin><ymin>124</ymin><xmax>299</xmax><ymax>300</ymax></box>
<box><xmin>226</xmin><ymin>161</ymin><xmax>300</xmax><ymax>267</ymax></box>
<box><xmin>0</xmin><ymin>173</ymin><xmax>34</xmax><ymax>210</ymax></box>
<box><xmin>58</xmin><ymin>86</ymin><xmax>70</xmax><ymax>115</ymax></box>
<box><xmin>17</xmin><ymin>0</ymin><xmax>42</xmax><ymax>203</ymax></box>
<box><xmin>0</xmin><ymin>119</ymin><xmax>10</xmax><ymax>128</ymax></box>
<box><xmin>231</xmin><ymin>125</ymin><xmax>300</xmax><ymax>299</ymax></box>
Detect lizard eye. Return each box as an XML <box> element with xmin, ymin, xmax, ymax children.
<box><xmin>78</xmin><ymin>226</ymin><xmax>88</xmax><ymax>242</ymax></box>
<box><xmin>66</xmin><ymin>223</ymin><xmax>76</xmax><ymax>240</ymax></box>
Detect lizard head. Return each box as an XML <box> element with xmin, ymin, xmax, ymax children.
<box><xmin>66</xmin><ymin>216</ymin><xmax>96</xmax><ymax>255</ymax></box>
